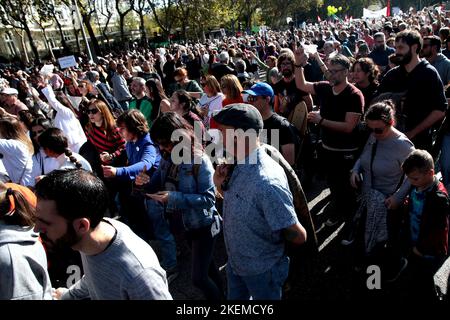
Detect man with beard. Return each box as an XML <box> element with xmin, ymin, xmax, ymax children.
<box><xmin>368</xmin><ymin>32</ymin><xmax>395</xmax><ymax>73</ymax></box>
<box><xmin>294</xmin><ymin>50</ymin><xmax>364</xmax><ymax>227</ymax></box>
<box><xmin>420</xmin><ymin>35</ymin><xmax>450</xmax><ymax>85</ymax></box>
<box><xmin>273</xmin><ymin>50</ymin><xmax>313</xmax><ymax>117</ymax></box>
<box><xmin>377</xmin><ymin>30</ymin><xmax>447</xmax><ymax>152</ymax></box>
<box><xmin>34</xmin><ymin>169</ymin><xmax>172</xmax><ymax>300</ymax></box>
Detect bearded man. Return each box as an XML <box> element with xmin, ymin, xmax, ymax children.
<box><xmin>377</xmin><ymin>30</ymin><xmax>447</xmax><ymax>152</ymax></box>
<box><xmin>273</xmin><ymin>50</ymin><xmax>313</xmax><ymax>116</ymax></box>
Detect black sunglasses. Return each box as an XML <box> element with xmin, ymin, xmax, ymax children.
<box><xmin>86</xmin><ymin>108</ymin><xmax>99</xmax><ymax>115</ymax></box>
<box><xmin>368</xmin><ymin>127</ymin><xmax>385</xmax><ymax>134</ymax></box>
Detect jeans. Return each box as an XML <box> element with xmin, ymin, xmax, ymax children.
<box><xmin>226</xmin><ymin>255</ymin><xmax>289</xmax><ymax>300</ymax></box>
<box><xmin>146</xmin><ymin>199</ymin><xmax>177</xmax><ymax>270</ymax></box>
<box><xmin>439</xmin><ymin>132</ymin><xmax>450</xmax><ymax>189</ymax></box>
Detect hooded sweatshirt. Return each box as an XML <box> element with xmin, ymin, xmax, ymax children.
<box><xmin>0</xmin><ymin>222</ymin><xmax>52</xmax><ymax>300</ymax></box>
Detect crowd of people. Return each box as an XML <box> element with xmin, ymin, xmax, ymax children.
<box><xmin>0</xmin><ymin>5</ymin><xmax>449</xmax><ymax>301</ymax></box>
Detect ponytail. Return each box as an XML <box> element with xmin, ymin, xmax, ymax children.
<box><xmin>0</xmin><ymin>183</ymin><xmax>36</xmax><ymax>227</ymax></box>
<box><xmin>64</xmin><ymin>148</ymin><xmax>82</xmax><ymax>169</ymax></box>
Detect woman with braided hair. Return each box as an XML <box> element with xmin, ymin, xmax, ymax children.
<box><xmin>38</xmin><ymin>128</ymin><xmax>92</xmax><ymax>174</ymax></box>
<box><xmin>0</xmin><ymin>182</ymin><xmax>52</xmax><ymax>299</ymax></box>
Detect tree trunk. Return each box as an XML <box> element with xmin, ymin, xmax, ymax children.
<box><xmin>120</xmin><ymin>15</ymin><xmax>126</xmax><ymax>45</ymax></box>
<box><xmin>139</xmin><ymin>13</ymin><xmax>147</xmax><ymax>47</ymax></box>
<box><xmin>17</xmin><ymin>31</ymin><xmax>29</xmax><ymax>64</ymax></box>
<box><xmin>82</xmin><ymin>14</ymin><xmax>101</xmax><ymax>57</ymax></box>
<box><xmin>23</xmin><ymin>23</ymin><xmax>40</xmax><ymax>63</ymax></box>
<box><xmin>41</xmin><ymin>28</ymin><xmax>56</xmax><ymax>60</ymax></box>
<box><xmin>53</xmin><ymin>14</ymin><xmax>70</xmax><ymax>53</ymax></box>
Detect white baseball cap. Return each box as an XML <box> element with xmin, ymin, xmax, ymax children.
<box><xmin>1</xmin><ymin>87</ymin><xmax>18</xmax><ymax>95</ymax></box>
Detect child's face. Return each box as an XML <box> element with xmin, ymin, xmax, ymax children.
<box><xmin>406</xmin><ymin>169</ymin><xmax>434</xmax><ymax>190</ymax></box>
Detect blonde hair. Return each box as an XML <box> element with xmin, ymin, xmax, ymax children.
<box><xmin>0</xmin><ymin>117</ymin><xmax>33</xmax><ymax>155</ymax></box>
<box><xmin>220</xmin><ymin>74</ymin><xmax>243</xmax><ymax>100</ymax></box>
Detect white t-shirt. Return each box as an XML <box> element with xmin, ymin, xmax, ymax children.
<box><xmin>198</xmin><ymin>93</ymin><xmax>224</xmax><ymax>118</ymax></box>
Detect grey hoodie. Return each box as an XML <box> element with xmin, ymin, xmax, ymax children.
<box><xmin>0</xmin><ymin>222</ymin><xmax>52</xmax><ymax>300</ymax></box>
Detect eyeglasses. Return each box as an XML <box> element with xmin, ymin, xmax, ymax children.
<box><xmin>280</xmin><ymin>62</ymin><xmax>292</xmax><ymax>67</ymax></box>
<box><xmin>86</xmin><ymin>108</ymin><xmax>99</xmax><ymax>115</ymax></box>
<box><xmin>328</xmin><ymin>68</ymin><xmax>346</xmax><ymax>75</ymax></box>
<box><xmin>422</xmin><ymin>44</ymin><xmax>431</xmax><ymax>48</ymax></box>
<box><xmin>247</xmin><ymin>95</ymin><xmax>263</xmax><ymax>102</ymax></box>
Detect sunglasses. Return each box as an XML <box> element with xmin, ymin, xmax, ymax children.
<box><xmin>368</xmin><ymin>127</ymin><xmax>385</xmax><ymax>134</ymax></box>
<box><xmin>200</xmin><ymin>82</ymin><xmax>207</xmax><ymax>87</ymax></box>
<box><xmin>86</xmin><ymin>108</ymin><xmax>99</xmax><ymax>115</ymax></box>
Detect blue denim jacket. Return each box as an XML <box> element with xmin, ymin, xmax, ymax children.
<box><xmin>145</xmin><ymin>153</ymin><xmax>216</xmax><ymax>230</ymax></box>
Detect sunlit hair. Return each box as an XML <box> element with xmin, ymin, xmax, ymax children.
<box><xmin>85</xmin><ymin>99</ymin><xmax>117</xmax><ymax>141</ymax></box>
<box><xmin>220</xmin><ymin>74</ymin><xmax>243</xmax><ymax>100</ymax></box>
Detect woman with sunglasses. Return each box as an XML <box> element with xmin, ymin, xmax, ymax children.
<box><xmin>135</xmin><ymin>112</ymin><xmax>224</xmax><ymax>300</ymax></box>
<box><xmin>172</xmin><ymin>67</ymin><xmax>203</xmax><ymax>99</ymax></box>
<box><xmin>346</xmin><ymin>101</ymin><xmax>415</xmax><ymax>260</ymax></box>
<box><xmin>198</xmin><ymin>75</ymin><xmax>224</xmax><ymax>129</ymax></box>
<box><xmin>84</xmin><ymin>99</ymin><xmax>126</xmax><ymax>167</ymax></box>
<box><xmin>29</xmin><ymin>117</ymin><xmax>59</xmax><ymax>187</ymax></box>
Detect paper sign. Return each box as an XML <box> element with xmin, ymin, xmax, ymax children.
<box><xmin>40</xmin><ymin>64</ymin><xmax>54</xmax><ymax>76</ymax></box>
<box><xmin>58</xmin><ymin>55</ymin><xmax>77</xmax><ymax>69</ymax></box>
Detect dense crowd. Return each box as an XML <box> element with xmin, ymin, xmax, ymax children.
<box><xmin>0</xmin><ymin>5</ymin><xmax>449</xmax><ymax>301</ymax></box>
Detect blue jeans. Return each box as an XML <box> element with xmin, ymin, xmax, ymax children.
<box><xmin>439</xmin><ymin>132</ymin><xmax>450</xmax><ymax>189</ymax></box>
<box><xmin>226</xmin><ymin>255</ymin><xmax>289</xmax><ymax>300</ymax></box>
<box><xmin>145</xmin><ymin>199</ymin><xmax>177</xmax><ymax>270</ymax></box>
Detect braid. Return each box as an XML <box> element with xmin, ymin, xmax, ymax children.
<box><xmin>65</xmin><ymin>148</ymin><xmax>82</xmax><ymax>169</ymax></box>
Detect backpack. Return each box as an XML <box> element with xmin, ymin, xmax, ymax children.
<box><xmin>260</xmin><ymin>143</ymin><xmax>318</xmax><ymax>255</ymax></box>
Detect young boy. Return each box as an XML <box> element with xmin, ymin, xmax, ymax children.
<box><xmin>400</xmin><ymin>150</ymin><xmax>449</xmax><ymax>299</ymax></box>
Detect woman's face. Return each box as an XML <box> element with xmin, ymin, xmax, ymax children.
<box><xmin>352</xmin><ymin>63</ymin><xmax>369</xmax><ymax>85</ymax></box>
<box><xmin>170</xmin><ymin>94</ymin><xmax>183</xmax><ymax>113</ymax></box>
<box><xmin>118</xmin><ymin>125</ymin><xmax>136</xmax><ymax>142</ymax></box>
<box><xmin>157</xmin><ymin>141</ymin><xmax>175</xmax><ymax>160</ymax></box>
<box><xmin>31</xmin><ymin>125</ymin><xmax>45</xmax><ymax>145</ymax></box>
<box><xmin>367</xmin><ymin>119</ymin><xmax>391</xmax><ymax>140</ymax></box>
<box><xmin>220</xmin><ymin>82</ymin><xmax>229</xmax><ymax>96</ymax></box>
<box><xmin>87</xmin><ymin>106</ymin><xmax>103</xmax><ymax>125</ymax></box>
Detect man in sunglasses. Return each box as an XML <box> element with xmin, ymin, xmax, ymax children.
<box><xmin>243</xmin><ymin>82</ymin><xmax>298</xmax><ymax>166</ymax></box>
<box><xmin>295</xmin><ymin>48</ymin><xmax>364</xmax><ymax>228</ymax></box>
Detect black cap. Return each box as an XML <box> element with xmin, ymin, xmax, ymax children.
<box><xmin>212</xmin><ymin>103</ymin><xmax>263</xmax><ymax>131</ymax></box>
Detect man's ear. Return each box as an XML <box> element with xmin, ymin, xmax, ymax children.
<box><xmin>72</xmin><ymin>218</ymin><xmax>91</xmax><ymax>234</ymax></box>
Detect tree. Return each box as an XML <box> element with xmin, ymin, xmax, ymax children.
<box><xmin>0</xmin><ymin>0</ymin><xmax>40</xmax><ymax>62</ymax></box>
<box><xmin>133</xmin><ymin>0</ymin><xmax>148</xmax><ymax>46</ymax></box>
<box><xmin>115</xmin><ymin>0</ymin><xmax>133</xmax><ymax>46</ymax></box>
<box><xmin>147</xmin><ymin>0</ymin><xmax>177</xmax><ymax>38</ymax></box>
<box><xmin>96</xmin><ymin>0</ymin><xmax>114</xmax><ymax>50</ymax></box>
<box><xmin>32</xmin><ymin>0</ymin><xmax>57</xmax><ymax>59</ymax></box>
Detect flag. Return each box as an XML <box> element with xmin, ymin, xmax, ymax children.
<box><xmin>317</xmin><ymin>15</ymin><xmax>321</xmax><ymax>22</ymax></box>
<box><xmin>386</xmin><ymin>0</ymin><xmax>391</xmax><ymax>17</ymax></box>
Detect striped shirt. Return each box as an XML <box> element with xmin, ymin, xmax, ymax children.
<box><xmin>85</xmin><ymin>125</ymin><xmax>126</xmax><ymax>159</ymax></box>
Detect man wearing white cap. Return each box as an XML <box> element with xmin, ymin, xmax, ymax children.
<box><xmin>1</xmin><ymin>88</ymin><xmax>28</xmax><ymax>116</ymax></box>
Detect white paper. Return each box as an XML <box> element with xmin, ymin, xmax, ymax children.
<box><xmin>58</xmin><ymin>55</ymin><xmax>78</xmax><ymax>69</ymax></box>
